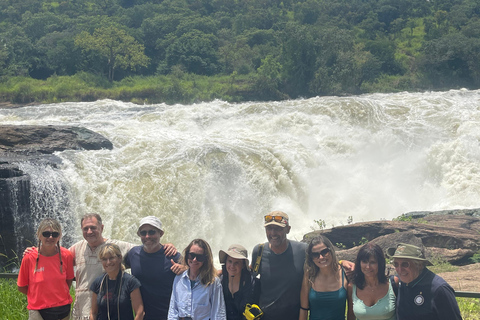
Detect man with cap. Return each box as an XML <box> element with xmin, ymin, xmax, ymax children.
<box><xmin>69</xmin><ymin>213</ymin><xmax>178</xmax><ymax>320</ymax></box>
<box><xmin>387</xmin><ymin>242</ymin><xmax>462</xmax><ymax>320</ymax></box>
<box><xmin>250</xmin><ymin>211</ymin><xmax>307</xmax><ymax>320</ymax></box>
<box><xmin>125</xmin><ymin>216</ymin><xmax>185</xmax><ymax>320</ymax></box>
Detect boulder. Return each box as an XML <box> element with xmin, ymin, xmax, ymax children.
<box><xmin>0</xmin><ymin>125</ymin><xmax>113</xmax><ymax>270</ymax></box>
<box><xmin>0</xmin><ymin>125</ymin><xmax>113</xmax><ymax>155</ymax></box>
<box><xmin>304</xmin><ymin>212</ymin><xmax>480</xmax><ymax>265</ymax></box>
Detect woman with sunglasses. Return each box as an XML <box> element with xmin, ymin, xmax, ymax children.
<box><xmin>346</xmin><ymin>243</ymin><xmax>397</xmax><ymax>320</ymax></box>
<box><xmin>90</xmin><ymin>243</ymin><xmax>144</xmax><ymax>320</ymax></box>
<box><xmin>17</xmin><ymin>218</ymin><xmax>74</xmax><ymax>320</ymax></box>
<box><xmin>299</xmin><ymin>235</ymin><xmax>350</xmax><ymax>320</ymax></box>
<box><xmin>168</xmin><ymin>239</ymin><xmax>226</xmax><ymax>320</ymax></box>
<box><xmin>219</xmin><ymin>244</ymin><xmax>258</xmax><ymax>320</ymax></box>
<box><xmin>387</xmin><ymin>243</ymin><xmax>461</xmax><ymax>320</ymax></box>
<box><xmin>124</xmin><ymin>216</ymin><xmax>183</xmax><ymax>320</ymax></box>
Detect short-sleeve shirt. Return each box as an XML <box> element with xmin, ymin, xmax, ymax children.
<box><xmin>124</xmin><ymin>245</ymin><xmax>181</xmax><ymax>320</ymax></box>
<box><xmin>251</xmin><ymin>240</ymin><xmax>306</xmax><ymax>320</ymax></box>
<box><xmin>69</xmin><ymin>239</ymin><xmax>135</xmax><ymax>320</ymax></box>
<box><xmin>17</xmin><ymin>247</ymin><xmax>74</xmax><ymax>310</ymax></box>
<box><xmin>90</xmin><ymin>272</ymin><xmax>141</xmax><ymax>320</ymax></box>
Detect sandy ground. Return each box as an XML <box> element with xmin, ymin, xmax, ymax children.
<box><xmin>437</xmin><ymin>263</ymin><xmax>480</xmax><ymax>293</ymax></box>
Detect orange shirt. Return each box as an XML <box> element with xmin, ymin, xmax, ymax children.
<box><xmin>17</xmin><ymin>247</ymin><xmax>74</xmax><ymax>310</ymax></box>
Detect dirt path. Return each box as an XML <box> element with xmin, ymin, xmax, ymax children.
<box><xmin>437</xmin><ymin>263</ymin><xmax>480</xmax><ymax>293</ymax></box>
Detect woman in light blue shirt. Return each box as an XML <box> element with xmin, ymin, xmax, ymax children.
<box><xmin>168</xmin><ymin>239</ymin><xmax>226</xmax><ymax>320</ymax></box>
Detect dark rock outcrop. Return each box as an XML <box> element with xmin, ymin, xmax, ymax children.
<box><xmin>304</xmin><ymin>211</ymin><xmax>480</xmax><ymax>265</ymax></box>
<box><xmin>0</xmin><ymin>125</ymin><xmax>113</xmax><ymax>270</ymax></box>
<box><xmin>0</xmin><ymin>125</ymin><xmax>113</xmax><ymax>156</ymax></box>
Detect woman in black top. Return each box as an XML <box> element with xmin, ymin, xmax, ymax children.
<box><xmin>219</xmin><ymin>244</ymin><xmax>258</xmax><ymax>320</ymax></box>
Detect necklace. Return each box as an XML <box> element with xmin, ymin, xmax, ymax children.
<box><xmin>104</xmin><ymin>271</ymin><xmax>123</xmax><ymax>320</ymax></box>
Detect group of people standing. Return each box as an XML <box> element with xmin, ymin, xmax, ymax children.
<box><xmin>17</xmin><ymin>210</ymin><xmax>463</xmax><ymax>320</ymax></box>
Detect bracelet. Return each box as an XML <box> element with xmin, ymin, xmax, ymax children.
<box><xmin>300</xmin><ymin>306</ymin><xmax>310</xmax><ymax>311</ymax></box>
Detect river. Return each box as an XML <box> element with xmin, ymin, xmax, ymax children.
<box><xmin>1</xmin><ymin>90</ymin><xmax>479</xmax><ymax>255</ymax></box>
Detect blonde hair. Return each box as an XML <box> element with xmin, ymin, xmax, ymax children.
<box><xmin>182</xmin><ymin>239</ymin><xmax>217</xmax><ymax>286</ymax></box>
<box><xmin>98</xmin><ymin>243</ymin><xmax>125</xmax><ymax>271</ymax></box>
<box><xmin>35</xmin><ymin>218</ymin><xmax>63</xmax><ymax>274</ymax></box>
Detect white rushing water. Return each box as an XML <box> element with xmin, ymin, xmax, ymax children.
<box><xmin>1</xmin><ymin>90</ymin><xmax>480</xmax><ymax>256</ymax></box>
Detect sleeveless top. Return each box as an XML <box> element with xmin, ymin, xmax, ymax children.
<box><xmin>352</xmin><ymin>281</ymin><xmax>396</xmax><ymax>320</ymax></box>
<box><xmin>309</xmin><ymin>270</ymin><xmax>347</xmax><ymax>320</ymax></box>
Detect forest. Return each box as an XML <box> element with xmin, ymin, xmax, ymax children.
<box><xmin>1</xmin><ymin>0</ymin><xmax>480</xmax><ymax>103</ymax></box>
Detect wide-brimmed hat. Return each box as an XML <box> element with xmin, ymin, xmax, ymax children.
<box><xmin>219</xmin><ymin>244</ymin><xmax>249</xmax><ymax>267</ymax></box>
<box><xmin>264</xmin><ymin>210</ymin><xmax>289</xmax><ymax>228</ymax></box>
<box><xmin>386</xmin><ymin>243</ymin><xmax>433</xmax><ymax>266</ymax></box>
<box><xmin>137</xmin><ymin>216</ymin><xmax>163</xmax><ymax>235</ymax></box>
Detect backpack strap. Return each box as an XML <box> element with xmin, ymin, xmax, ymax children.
<box><xmin>253</xmin><ymin>243</ymin><xmax>264</xmax><ymax>274</ymax></box>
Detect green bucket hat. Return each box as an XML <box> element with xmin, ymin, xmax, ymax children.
<box><xmin>386</xmin><ymin>243</ymin><xmax>433</xmax><ymax>266</ymax></box>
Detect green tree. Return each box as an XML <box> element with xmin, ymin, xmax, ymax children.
<box><xmin>165</xmin><ymin>30</ymin><xmax>219</xmax><ymax>75</ymax></box>
<box><xmin>75</xmin><ymin>25</ymin><xmax>149</xmax><ymax>81</ymax></box>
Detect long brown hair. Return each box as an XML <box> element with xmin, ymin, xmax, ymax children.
<box><xmin>182</xmin><ymin>239</ymin><xmax>217</xmax><ymax>286</ymax></box>
<box><xmin>304</xmin><ymin>235</ymin><xmax>339</xmax><ymax>281</ymax></box>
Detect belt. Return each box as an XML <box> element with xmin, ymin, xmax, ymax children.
<box><xmin>180</xmin><ymin>318</ymin><xmax>192</xmax><ymax>320</ymax></box>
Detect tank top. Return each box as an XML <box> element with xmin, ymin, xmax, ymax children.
<box><xmin>308</xmin><ymin>270</ymin><xmax>347</xmax><ymax>320</ymax></box>
<box><xmin>352</xmin><ymin>281</ymin><xmax>396</xmax><ymax>320</ymax></box>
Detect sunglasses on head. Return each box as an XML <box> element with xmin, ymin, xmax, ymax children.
<box><xmin>42</xmin><ymin>231</ymin><xmax>60</xmax><ymax>238</ymax></box>
<box><xmin>393</xmin><ymin>261</ymin><xmax>410</xmax><ymax>269</ymax></box>
<box><xmin>264</xmin><ymin>215</ymin><xmax>288</xmax><ymax>225</ymax></box>
<box><xmin>311</xmin><ymin>248</ymin><xmax>330</xmax><ymax>259</ymax></box>
<box><xmin>188</xmin><ymin>252</ymin><xmax>207</xmax><ymax>262</ymax></box>
<box><xmin>139</xmin><ymin>229</ymin><xmax>157</xmax><ymax>236</ymax></box>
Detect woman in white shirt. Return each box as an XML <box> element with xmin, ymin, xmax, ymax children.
<box><xmin>168</xmin><ymin>239</ymin><xmax>226</xmax><ymax>320</ymax></box>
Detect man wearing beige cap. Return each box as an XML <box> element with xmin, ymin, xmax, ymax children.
<box><xmin>250</xmin><ymin>211</ymin><xmax>307</xmax><ymax>320</ymax></box>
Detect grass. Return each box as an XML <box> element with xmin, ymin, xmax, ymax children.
<box><xmin>0</xmin><ymin>278</ymin><xmax>75</xmax><ymax>320</ymax></box>
<box><xmin>0</xmin><ymin>72</ymin><xmax>255</xmax><ymax>105</ymax></box>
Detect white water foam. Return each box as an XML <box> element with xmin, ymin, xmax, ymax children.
<box><xmin>1</xmin><ymin>90</ymin><xmax>479</xmax><ymax>256</ymax></box>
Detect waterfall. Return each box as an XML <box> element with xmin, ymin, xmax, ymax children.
<box><xmin>1</xmin><ymin>90</ymin><xmax>479</xmax><ymax>259</ymax></box>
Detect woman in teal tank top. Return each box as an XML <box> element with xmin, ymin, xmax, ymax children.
<box><xmin>299</xmin><ymin>235</ymin><xmax>350</xmax><ymax>320</ymax></box>
<box><xmin>347</xmin><ymin>243</ymin><xmax>397</xmax><ymax>320</ymax></box>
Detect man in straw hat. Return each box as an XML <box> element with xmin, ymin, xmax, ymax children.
<box><xmin>387</xmin><ymin>242</ymin><xmax>462</xmax><ymax>320</ymax></box>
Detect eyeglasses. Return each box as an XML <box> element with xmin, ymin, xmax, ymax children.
<box><xmin>101</xmin><ymin>256</ymin><xmax>118</xmax><ymax>262</ymax></box>
<box><xmin>139</xmin><ymin>230</ymin><xmax>157</xmax><ymax>236</ymax></box>
<box><xmin>82</xmin><ymin>226</ymin><xmax>98</xmax><ymax>232</ymax></box>
<box><xmin>264</xmin><ymin>215</ymin><xmax>288</xmax><ymax>225</ymax></box>
<box><xmin>188</xmin><ymin>252</ymin><xmax>207</xmax><ymax>262</ymax></box>
<box><xmin>393</xmin><ymin>261</ymin><xmax>410</xmax><ymax>269</ymax></box>
<box><xmin>42</xmin><ymin>231</ymin><xmax>60</xmax><ymax>238</ymax></box>
<box><xmin>311</xmin><ymin>248</ymin><xmax>330</xmax><ymax>259</ymax></box>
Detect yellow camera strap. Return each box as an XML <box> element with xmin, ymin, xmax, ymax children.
<box><xmin>253</xmin><ymin>243</ymin><xmax>264</xmax><ymax>274</ymax></box>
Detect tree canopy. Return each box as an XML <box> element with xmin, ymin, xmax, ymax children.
<box><xmin>1</xmin><ymin>0</ymin><xmax>480</xmax><ymax>98</ymax></box>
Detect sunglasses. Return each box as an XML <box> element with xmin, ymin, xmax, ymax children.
<box><xmin>101</xmin><ymin>256</ymin><xmax>118</xmax><ymax>262</ymax></box>
<box><xmin>393</xmin><ymin>261</ymin><xmax>410</xmax><ymax>269</ymax></box>
<box><xmin>82</xmin><ymin>226</ymin><xmax>98</xmax><ymax>232</ymax></box>
<box><xmin>188</xmin><ymin>252</ymin><xmax>207</xmax><ymax>262</ymax></box>
<box><xmin>139</xmin><ymin>230</ymin><xmax>157</xmax><ymax>236</ymax></box>
<box><xmin>42</xmin><ymin>231</ymin><xmax>60</xmax><ymax>238</ymax></box>
<box><xmin>264</xmin><ymin>215</ymin><xmax>288</xmax><ymax>225</ymax></box>
<box><xmin>311</xmin><ymin>248</ymin><xmax>330</xmax><ymax>259</ymax></box>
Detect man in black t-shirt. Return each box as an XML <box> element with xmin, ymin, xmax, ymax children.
<box><xmin>251</xmin><ymin>211</ymin><xmax>307</xmax><ymax>320</ymax></box>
